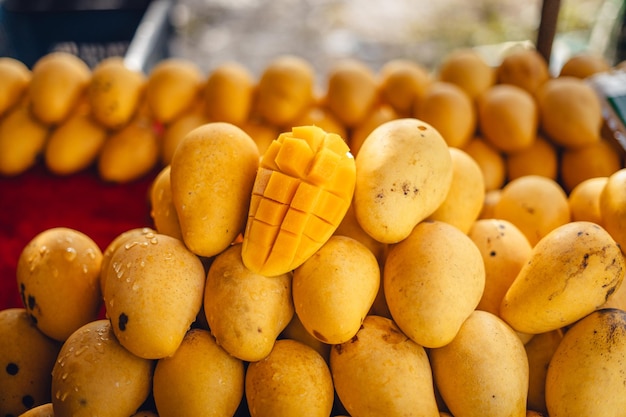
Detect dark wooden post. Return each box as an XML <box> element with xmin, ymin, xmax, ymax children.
<box><xmin>536</xmin><ymin>0</ymin><xmax>561</xmax><ymax>65</ymax></box>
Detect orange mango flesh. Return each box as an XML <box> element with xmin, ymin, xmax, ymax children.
<box><xmin>242</xmin><ymin>125</ymin><xmax>356</xmax><ymax>276</ymax></box>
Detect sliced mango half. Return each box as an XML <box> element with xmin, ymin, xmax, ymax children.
<box><xmin>242</xmin><ymin>125</ymin><xmax>356</xmax><ymax>276</ymax></box>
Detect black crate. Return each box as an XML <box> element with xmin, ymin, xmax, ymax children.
<box><xmin>0</xmin><ymin>0</ymin><xmax>172</xmax><ymax>71</ymax></box>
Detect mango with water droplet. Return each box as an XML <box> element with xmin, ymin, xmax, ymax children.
<box><xmin>50</xmin><ymin>319</ymin><xmax>153</xmax><ymax>417</ymax></box>
<box><xmin>103</xmin><ymin>232</ymin><xmax>205</xmax><ymax>359</ymax></box>
<box><xmin>16</xmin><ymin>227</ymin><xmax>103</xmax><ymax>341</ymax></box>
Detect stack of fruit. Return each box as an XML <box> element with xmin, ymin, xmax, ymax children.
<box><xmin>1</xmin><ymin>46</ymin><xmax>626</xmax><ymax>417</ymax></box>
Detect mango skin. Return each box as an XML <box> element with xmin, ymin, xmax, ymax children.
<box><xmin>50</xmin><ymin>320</ymin><xmax>154</xmax><ymax>417</ymax></box>
<box><xmin>204</xmin><ymin>243</ymin><xmax>293</xmax><ymax>362</ymax></box>
<box><xmin>384</xmin><ymin>220</ymin><xmax>485</xmax><ymax>348</ymax></box>
<box><xmin>292</xmin><ymin>235</ymin><xmax>380</xmax><ymax>345</ymax></box>
<box><xmin>28</xmin><ymin>52</ymin><xmax>91</xmax><ymax>125</ymax></box>
<box><xmin>330</xmin><ymin>315</ymin><xmax>440</xmax><ymax>417</ymax></box>
<box><xmin>354</xmin><ymin>118</ymin><xmax>453</xmax><ymax>244</ymax></box>
<box><xmin>16</xmin><ymin>227</ymin><xmax>103</xmax><ymax>342</ymax></box>
<box><xmin>170</xmin><ymin>122</ymin><xmax>259</xmax><ymax>258</ymax></box>
<box><xmin>500</xmin><ymin>221</ymin><xmax>625</xmax><ymax>334</ymax></box>
<box><xmin>0</xmin><ymin>308</ymin><xmax>61</xmax><ymax>416</ymax></box>
<box><xmin>152</xmin><ymin>328</ymin><xmax>245</xmax><ymax>417</ymax></box>
<box><xmin>430</xmin><ymin>310</ymin><xmax>529</xmax><ymax>417</ymax></box>
<box><xmin>245</xmin><ymin>339</ymin><xmax>334</xmax><ymax>417</ymax></box>
<box><xmin>103</xmin><ymin>232</ymin><xmax>205</xmax><ymax>359</ymax></box>
<box><xmin>545</xmin><ymin>308</ymin><xmax>626</xmax><ymax>417</ymax></box>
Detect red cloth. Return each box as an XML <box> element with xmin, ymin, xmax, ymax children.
<box><xmin>0</xmin><ymin>164</ymin><xmax>157</xmax><ymax>311</ymax></box>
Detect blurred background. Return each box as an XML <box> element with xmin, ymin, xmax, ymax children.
<box><xmin>0</xmin><ymin>0</ymin><xmax>624</xmax><ymax>77</ymax></box>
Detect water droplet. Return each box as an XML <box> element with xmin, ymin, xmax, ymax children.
<box><xmin>61</xmin><ymin>372</ymin><xmax>68</xmax><ymax>380</ymax></box>
<box><xmin>55</xmin><ymin>390</ymin><xmax>62</xmax><ymax>400</ymax></box>
<box><xmin>39</xmin><ymin>245</ymin><xmax>48</xmax><ymax>255</ymax></box>
<box><xmin>51</xmin><ymin>267</ymin><xmax>59</xmax><ymax>278</ymax></box>
<box><xmin>145</xmin><ymin>232</ymin><xmax>155</xmax><ymax>240</ymax></box>
<box><xmin>108</xmin><ymin>298</ymin><xmax>115</xmax><ymax>307</ymax></box>
<box><xmin>150</xmin><ymin>237</ymin><xmax>158</xmax><ymax>245</ymax></box>
<box><xmin>64</xmin><ymin>247</ymin><xmax>77</xmax><ymax>261</ymax></box>
<box><xmin>164</xmin><ymin>252</ymin><xmax>173</xmax><ymax>261</ymax></box>
<box><xmin>132</xmin><ymin>282</ymin><xmax>140</xmax><ymax>291</ymax></box>
<box><xmin>86</xmin><ymin>248</ymin><xmax>96</xmax><ymax>259</ymax></box>
<box><xmin>74</xmin><ymin>346</ymin><xmax>88</xmax><ymax>357</ymax></box>
<box><xmin>139</xmin><ymin>260</ymin><xmax>145</xmax><ymax>268</ymax></box>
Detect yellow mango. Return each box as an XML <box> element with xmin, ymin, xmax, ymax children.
<box><xmin>545</xmin><ymin>309</ymin><xmax>626</xmax><ymax>416</ymax></box>
<box><xmin>600</xmin><ymin>168</ymin><xmax>626</xmax><ymax>253</ymax></box>
<box><xmin>525</xmin><ymin>329</ymin><xmax>563</xmax><ymax>414</ymax></box>
<box><xmin>88</xmin><ymin>56</ymin><xmax>146</xmax><ymax>129</ymax></box>
<box><xmin>254</xmin><ymin>55</ymin><xmax>315</xmax><ymax>127</ymax></box>
<box><xmin>203</xmin><ymin>61</ymin><xmax>255</xmax><ymax>126</ymax></box>
<box><xmin>51</xmin><ymin>320</ymin><xmax>153</xmax><ymax>417</ymax></box>
<box><xmin>241</xmin><ymin>125</ymin><xmax>355</xmax><ymax>276</ymax></box>
<box><xmin>536</xmin><ymin>76</ymin><xmax>603</xmax><ymax>148</ymax></box>
<box><xmin>280</xmin><ymin>312</ymin><xmax>331</xmax><ymax>363</ymax></box>
<box><xmin>152</xmin><ymin>328</ymin><xmax>244</xmax><ymax>417</ymax></box>
<box><xmin>160</xmin><ymin>107</ymin><xmax>210</xmax><ymax>165</ymax></box>
<box><xmin>468</xmin><ymin>219</ymin><xmax>532</xmax><ymax>316</ymax></box>
<box><xmin>477</xmin><ymin>84</ymin><xmax>538</xmax><ymax>153</ymax></box>
<box><xmin>145</xmin><ymin>58</ymin><xmax>203</xmax><ymax>123</ymax></box>
<box><xmin>414</xmin><ymin>81</ymin><xmax>476</xmax><ymax>148</ymax></box>
<box><xmin>325</xmin><ymin>58</ymin><xmax>379</xmax><ymax>128</ymax></box>
<box><xmin>493</xmin><ymin>175</ymin><xmax>570</xmax><ymax>246</ymax></box>
<box><xmin>384</xmin><ymin>220</ymin><xmax>485</xmax><ymax>348</ymax></box>
<box><xmin>203</xmin><ymin>243</ymin><xmax>293</xmax><ymax>362</ymax></box>
<box><xmin>496</xmin><ymin>48</ymin><xmax>550</xmax><ymax>96</ymax></box>
<box><xmin>17</xmin><ymin>403</ymin><xmax>54</xmax><ymax>417</ymax></box>
<box><xmin>430</xmin><ymin>310</ymin><xmax>528</xmax><ymax>417</ymax></box>
<box><xmin>16</xmin><ymin>227</ymin><xmax>102</xmax><ymax>342</ymax></box>
<box><xmin>99</xmin><ymin>227</ymin><xmax>156</xmax><ymax>296</ymax></box>
<box><xmin>349</xmin><ymin>103</ymin><xmax>398</xmax><ymax>157</ymax></box>
<box><xmin>427</xmin><ymin>147</ymin><xmax>485</xmax><ymax>233</ymax></box>
<box><xmin>292</xmin><ymin>235</ymin><xmax>380</xmax><ymax>344</ymax></box>
<box><xmin>354</xmin><ymin>118</ymin><xmax>453</xmax><ymax>243</ymax></box>
<box><xmin>0</xmin><ymin>99</ymin><xmax>50</xmax><ymax>176</ymax></box>
<box><xmin>97</xmin><ymin>119</ymin><xmax>160</xmax><ymax>183</ymax></box>
<box><xmin>149</xmin><ymin>165</ymin><xmax>183</xmax><ymax>241</ymax></box>
<box><xmin>378</xmin><ymin>58</ymin><xmax>432</xmax><ymax>117</ymax></box>
<box><xmin>245</xmin><ymin>339</ymin><xmax>334</xmax><ymax>417</ymax></box>
<box><xmin>500</xmin><ymin>221</ymin><xmax>625</xmax><ymax>334</ymax></box>
<box><xmin>103</xmin><ymin>232</ymin><xmax>205</xmax><ymax>359</ymax></box>
<box><xmin>330</xmin><ymin>315</ymin><xmax>440</xmax><ymax>417</ymax></box>
<box><xmin>44</xmin><ymin>111</ymin><xmax>107</xmax><ymax>175</ymax></box>
<box><xmin>28</xmin><ymin>52</ymin><xmax>91</xmax><ymax>125</ymax></box>
<box><xmin>171</xmin><ymin>122</ymin><xmax>259</xmax><ymax>258</ymax></box>
<box><xmin>0</xmin><ymin>57</ymin><xmax>31</xmax><ymax>117</ymax></box>
<box><xmin>568</xmin><ymin>176</ymin><xmax>607</xmax><ymax>224</ymax></box>
<box><xmin>437</xmin><ymin>48</ymin><xmax>495</xmax><ymax>101</ymax></box>
<box><xmin>0</xmin><ymin>309</ymin><xmax>61</xmax><ymax>415</ymax></box>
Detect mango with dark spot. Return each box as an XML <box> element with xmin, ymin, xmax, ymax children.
<box><xmin>546</xmin><ymin>308</ymin><xmax>626</xmax><ymax>416</ymax></box>
<box><xmin>330</xmin><ymin>315</ymin><xmax>439</xmax><ymax>417</ymax></box>
<box><xmin>0</xmin><ymin>308</ymin><xmax>60</xmax><ymax>416</ymax></box>
<box><xmin>501</xmin><ymin>221</ymin><xmax>626</xmax><ymax>334</ymax></box>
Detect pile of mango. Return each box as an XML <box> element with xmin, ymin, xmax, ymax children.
<box><xmin>2</xmin><ymin>47</ymin><xmax>626</xmax><ymax>417</ymax></box>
